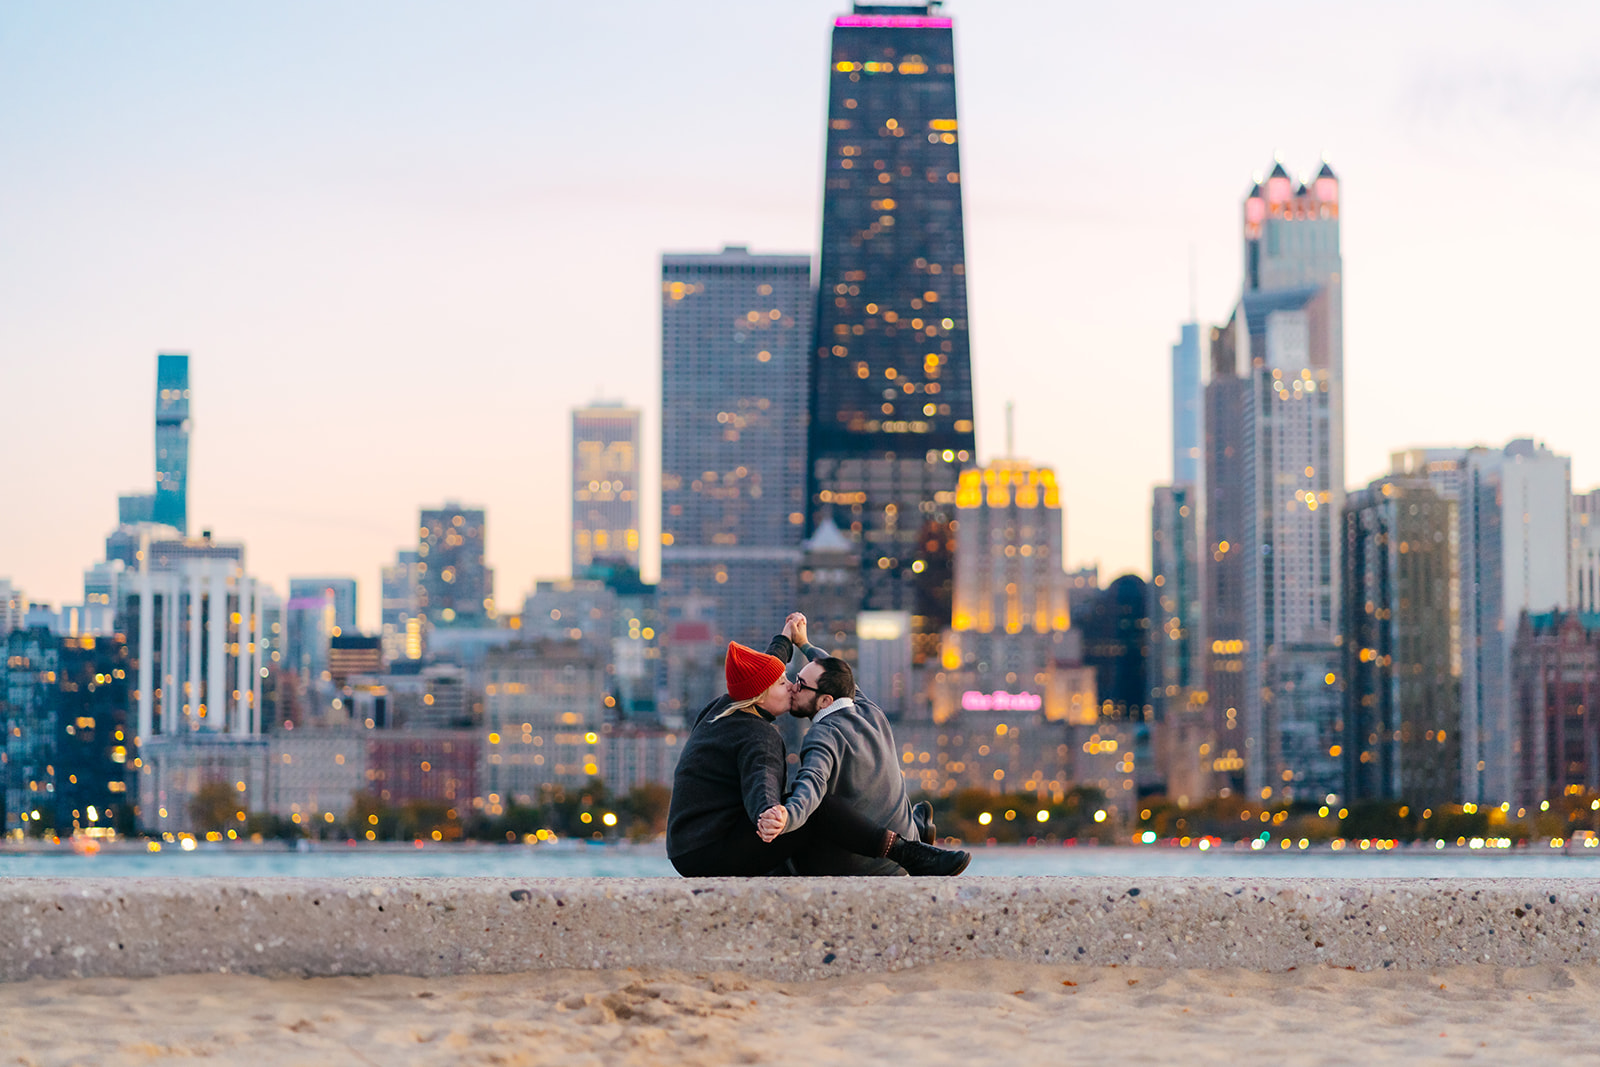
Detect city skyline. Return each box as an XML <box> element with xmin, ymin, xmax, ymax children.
<box><xmin>5</xmin><ymin>1</ymin><xmax>1600</xmax><ymax>625</ymax></box>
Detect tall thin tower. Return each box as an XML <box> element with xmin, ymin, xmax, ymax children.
<box><xmin>152</xmin><ymin>353</ymin><xmax>190</xmax><ymax>533</ymax></box>
<box><xmin>809</xmin><ymin>3</ymin><xmax>976</xmax><ymax>659</ymax></box>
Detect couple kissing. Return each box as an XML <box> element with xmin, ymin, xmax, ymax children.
<box><xmin>666</xmin><ymin>611</ymin><xmax>970</xmax><ymax>878</ymax></box>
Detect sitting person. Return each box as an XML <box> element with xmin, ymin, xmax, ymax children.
<box><xmin>769</xmin><ymin>614</ymin><xmax>946</xmax><ymax>876</ymax></box>
<box><xmin>666</xmin><ymin>634</ymin><xmax>969</xmax><ymax>878</ymax></box>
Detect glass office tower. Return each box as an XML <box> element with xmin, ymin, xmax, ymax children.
<box><xmin>810</xmin><ymin>4</ymin><xmax>976</xmax><ymax>657</ymax></box>
<box><xmin>659</xmin><ymin>246</ymin><xmax>811</xmax><ymax>720</ymax></box>
<box><xmin>152</xmin><ymin>353</ymin><xmax>190</xmax><ymax>533</ymax></box>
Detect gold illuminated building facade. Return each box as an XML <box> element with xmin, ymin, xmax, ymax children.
<box><xmin>571</xmin><ymin>403</ymin><xmax>641</xmax><ymax>573</ymax></box>
<box><xmin>932</xmin><ymin>459</ymin><xmax>1093</xmax><ymax>725</ymax></box>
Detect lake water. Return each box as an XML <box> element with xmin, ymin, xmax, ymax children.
<box><xmin>6</xmin><ymin>843</ymin><xmax>1600</xmax><ymax>880</ymax></box>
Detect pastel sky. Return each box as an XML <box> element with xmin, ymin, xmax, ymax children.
<box><xmin>3</xmin><ymin>1</ymin><xmax>1598</xmax><ymax>627</ymax></box>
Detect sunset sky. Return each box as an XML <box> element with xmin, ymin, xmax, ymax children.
<box><xmin>4</xmin><ymin>1</ymin><xmax>1598</xmax><ymax>625</ymax></box>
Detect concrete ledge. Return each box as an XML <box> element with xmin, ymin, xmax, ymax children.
<box><xmin>5</xmin><ymin>877</ymin><xmax>1600</xmax><ymax>982</ymax></box>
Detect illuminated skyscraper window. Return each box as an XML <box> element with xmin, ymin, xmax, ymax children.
<box><xmin>810</xmin><ymin>4</ymin><xmax>976</xmax><ymax>647</ymax></box>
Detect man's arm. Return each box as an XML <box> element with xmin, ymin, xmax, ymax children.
<box><xmin>782</xmin><ymin>724</ymin><xmax>843</xmax><ymax>831</ymax></box>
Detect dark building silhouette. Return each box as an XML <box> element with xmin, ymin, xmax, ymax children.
<box><xmin>1</xmin><ymin>629</ymin><xmax>134</xmax><ymax>835</ymax></box>
<box><xmin>1078</xmin><ymin>574</ymin><xmax>1150</xmax><ymax>720</ymax></box>
<box><xmin>1342</xmin><ymin>477</ymin><xmax>1461</xmax><ymax>803</ymax></box>
<box><xmin>809</xmin><ymin>4</ymin><xmax>975</xmax><ymax>650</ymax></box>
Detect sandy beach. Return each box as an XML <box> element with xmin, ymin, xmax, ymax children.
<box><xmin>3</xmin><ymin>961</ymin><xmax>1597</xmax><ymax>1066</ymax></box>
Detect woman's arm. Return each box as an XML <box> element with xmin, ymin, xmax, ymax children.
<box><xmin>736</xmin><ymin>724</ymin><xmax>785</xmax><ymax>825</ymax></box>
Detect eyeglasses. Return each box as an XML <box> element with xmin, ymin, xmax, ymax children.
<box><xmin>793</xmin><ymin>680</ymin><xmax>821</xmax><ymax>694</ymax></box>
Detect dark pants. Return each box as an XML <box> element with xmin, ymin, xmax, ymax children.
<box><xmin>671</xmin><ymin>795</ymin><xmax>890</xmax><ymax>877</ymax></box>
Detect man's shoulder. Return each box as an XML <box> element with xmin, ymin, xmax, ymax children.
<box><xmin>805</xmin><ymin>703</ymin><xmax>884</xmax><ymax>743</ymax></box>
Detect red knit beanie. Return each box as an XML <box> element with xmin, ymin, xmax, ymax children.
<box><xmin>724</xmin><ymin>641</ymin><xmax>786</xmax><ymax>702</ymax></box>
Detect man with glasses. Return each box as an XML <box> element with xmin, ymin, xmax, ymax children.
<box><xmin>762</xmin><ymin>612</ymin><xmax>943</xmax><ymax>876</ymax></box>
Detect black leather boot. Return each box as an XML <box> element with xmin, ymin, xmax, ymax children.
<box><xmin>886</xmin><ymin>832</ymin><xmax>970</xmax><ymax>876</ymax></box>
<box><xmin>910</xmin><ymin>800</ymin><xmax>937</xmax><ymax>844</ymax></box>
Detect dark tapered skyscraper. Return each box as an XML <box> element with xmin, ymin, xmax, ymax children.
<box><xmin>152</xmin><ymin>353</ymin><xmax>190</xmax><ymax>533</ymax></box>
<box><xmin>810</xmin><ymin>4</ymin><xmax>975</xmax><ymax>656</ymax></box>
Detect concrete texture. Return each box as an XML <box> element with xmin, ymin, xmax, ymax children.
<box><xmin>4</xmin><ymin>877</ymin><xmax>1599</xmax><ymax>982</ymax></box>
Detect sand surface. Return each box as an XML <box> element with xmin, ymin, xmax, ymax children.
<box><xmin>2</xmin><ymin>962</ymin><xmax>1597</xmax><ymax>1066</ymax></box>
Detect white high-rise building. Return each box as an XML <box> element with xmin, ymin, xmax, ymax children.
<box><xmin>1458</xmin><ymin>440</ymin><xmax>1572</xmax><ymax>803</ymax></box>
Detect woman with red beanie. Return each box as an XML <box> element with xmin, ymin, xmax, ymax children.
<box><xmin>667</xmin><ymin>630</ymin><xmax>970</xmax><ymax>877</ymax></box>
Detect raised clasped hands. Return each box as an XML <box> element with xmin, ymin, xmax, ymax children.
<box><xmin>757</xmin><ymin>804</ymin><xmax>789</xmax><ymax>842</ymax></box>
<box><xmin>783</xmin><ymin>611</ymin><xmax>809</xmax><ymax>648</ymax></box>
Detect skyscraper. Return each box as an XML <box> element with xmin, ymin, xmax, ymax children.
<box><xmin>571</xmin><ymin>403</ymin><xmax>642</xmax><ymax>574</ymax></box>
<box><xmin>1150</xmin><ymin>485</ymin><xmax>1201</xmax><ymax>703</ymax></box>
<box><xmin>1170</xmin><ymin>323</ymin><xmax>1203</xmax><ymax>488</ymax></box>
<box><xmin>1573</xmin><ymin>489</ymin><xmax>1600</xmax><ymax>614</ymax></box>
<box><xmin>809</xmin><ymin>4</ymin><xmax>976</xmax><ymax>652</ymax></box>
<box><xmin>418</xmin><ymin>504</ymin><xmax>492</xmax><ymax>629</ymax></box>
<box><xmin>380</xmin><ymin>550</ymin><xmax>424</xmax><ymax>662</ymax></box>
<box><xmin>935</xmin><ymin>458</ymin><xmax>1084</xmax><ymax>724</ymax></box>
<box><xmin>285</xmin><ymin>577</ymin><xmax>359</xmax><ymax>681</ymax></box>
<box><xmin>659</xmin><ymin>246</ymin><xmax>810</xmax><ymax>716</ymax></box>
<box><xmin>1378</xmin><ymin>443</ymin><xmax>1574</xmax><ymax>803</ymax></box>
<box><xmin>1342</xmin><ymin>473</ymin><xmax>1461</xmax><ymax>803</ymax></box>
<box><xmin>1202</xmin><ymin>319</ymin><xmax>1249</xmax><ymax>794</ymax></box>
<box><xmin>1218</xmin><ymin>159</ymin><xmax>1345</xmax><ymax>800</ymax></box>
<box><xmin>1150</xmin><ymin>322</ymin><xmax>1204</xmax><ymax>729</ymax></box>
<box><xmin>1459</xmin><ymin>440</ymin><xmax>1572</xmax><ymax>802</ymax></box>
<box><xmin>152</xmin><ymin>354</ymin><xmax>191</xmax><ymax>534</ymax></box>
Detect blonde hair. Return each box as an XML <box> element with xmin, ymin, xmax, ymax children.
<box><xmin>708</xmin><ymin>695</ymin><xmax>765</xmax><ymax>723</ymax></box>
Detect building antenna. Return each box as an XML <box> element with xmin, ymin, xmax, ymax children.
<box><xmin>1005</xmin><ymin>400</ymin><xmax>1015</xmax><ymax>458</ymax></box>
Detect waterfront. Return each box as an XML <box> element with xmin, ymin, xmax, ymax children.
<box><xmin>7</xmin><ymin>842</ymin><xmax>1600</xmax><ymax>879</ymax></box>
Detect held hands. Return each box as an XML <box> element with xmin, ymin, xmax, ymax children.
<box><xmin>784</xmin><ymin>612</ymin><xmax>809</xmax><ymax>648</ymax></box>
<box><xmin>757</xmin><ymin>804</ymin><xmax>789</xmax><ymax>842</ymax></box>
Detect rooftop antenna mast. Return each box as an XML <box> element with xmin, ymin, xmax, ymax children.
<box><xmin>1005</xmin><ymin>400</ymin><xmax>1015</xmax><ymax>458</ymax></box>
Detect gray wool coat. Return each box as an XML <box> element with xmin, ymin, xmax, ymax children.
<box><xmin>771</xmin><ymin>636</ymin><xmax>922</xmax><ymax>875</ymax></box>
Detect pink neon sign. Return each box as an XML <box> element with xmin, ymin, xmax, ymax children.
<box><xmin>961</xmin><ymin>690</ymin><xmax>1043</xmax><ymax>713</ymax></box>
<box><xmin>835</xmin><ymin>15</ymin><xmax>953</xmax><ymax>28</ymax></box>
